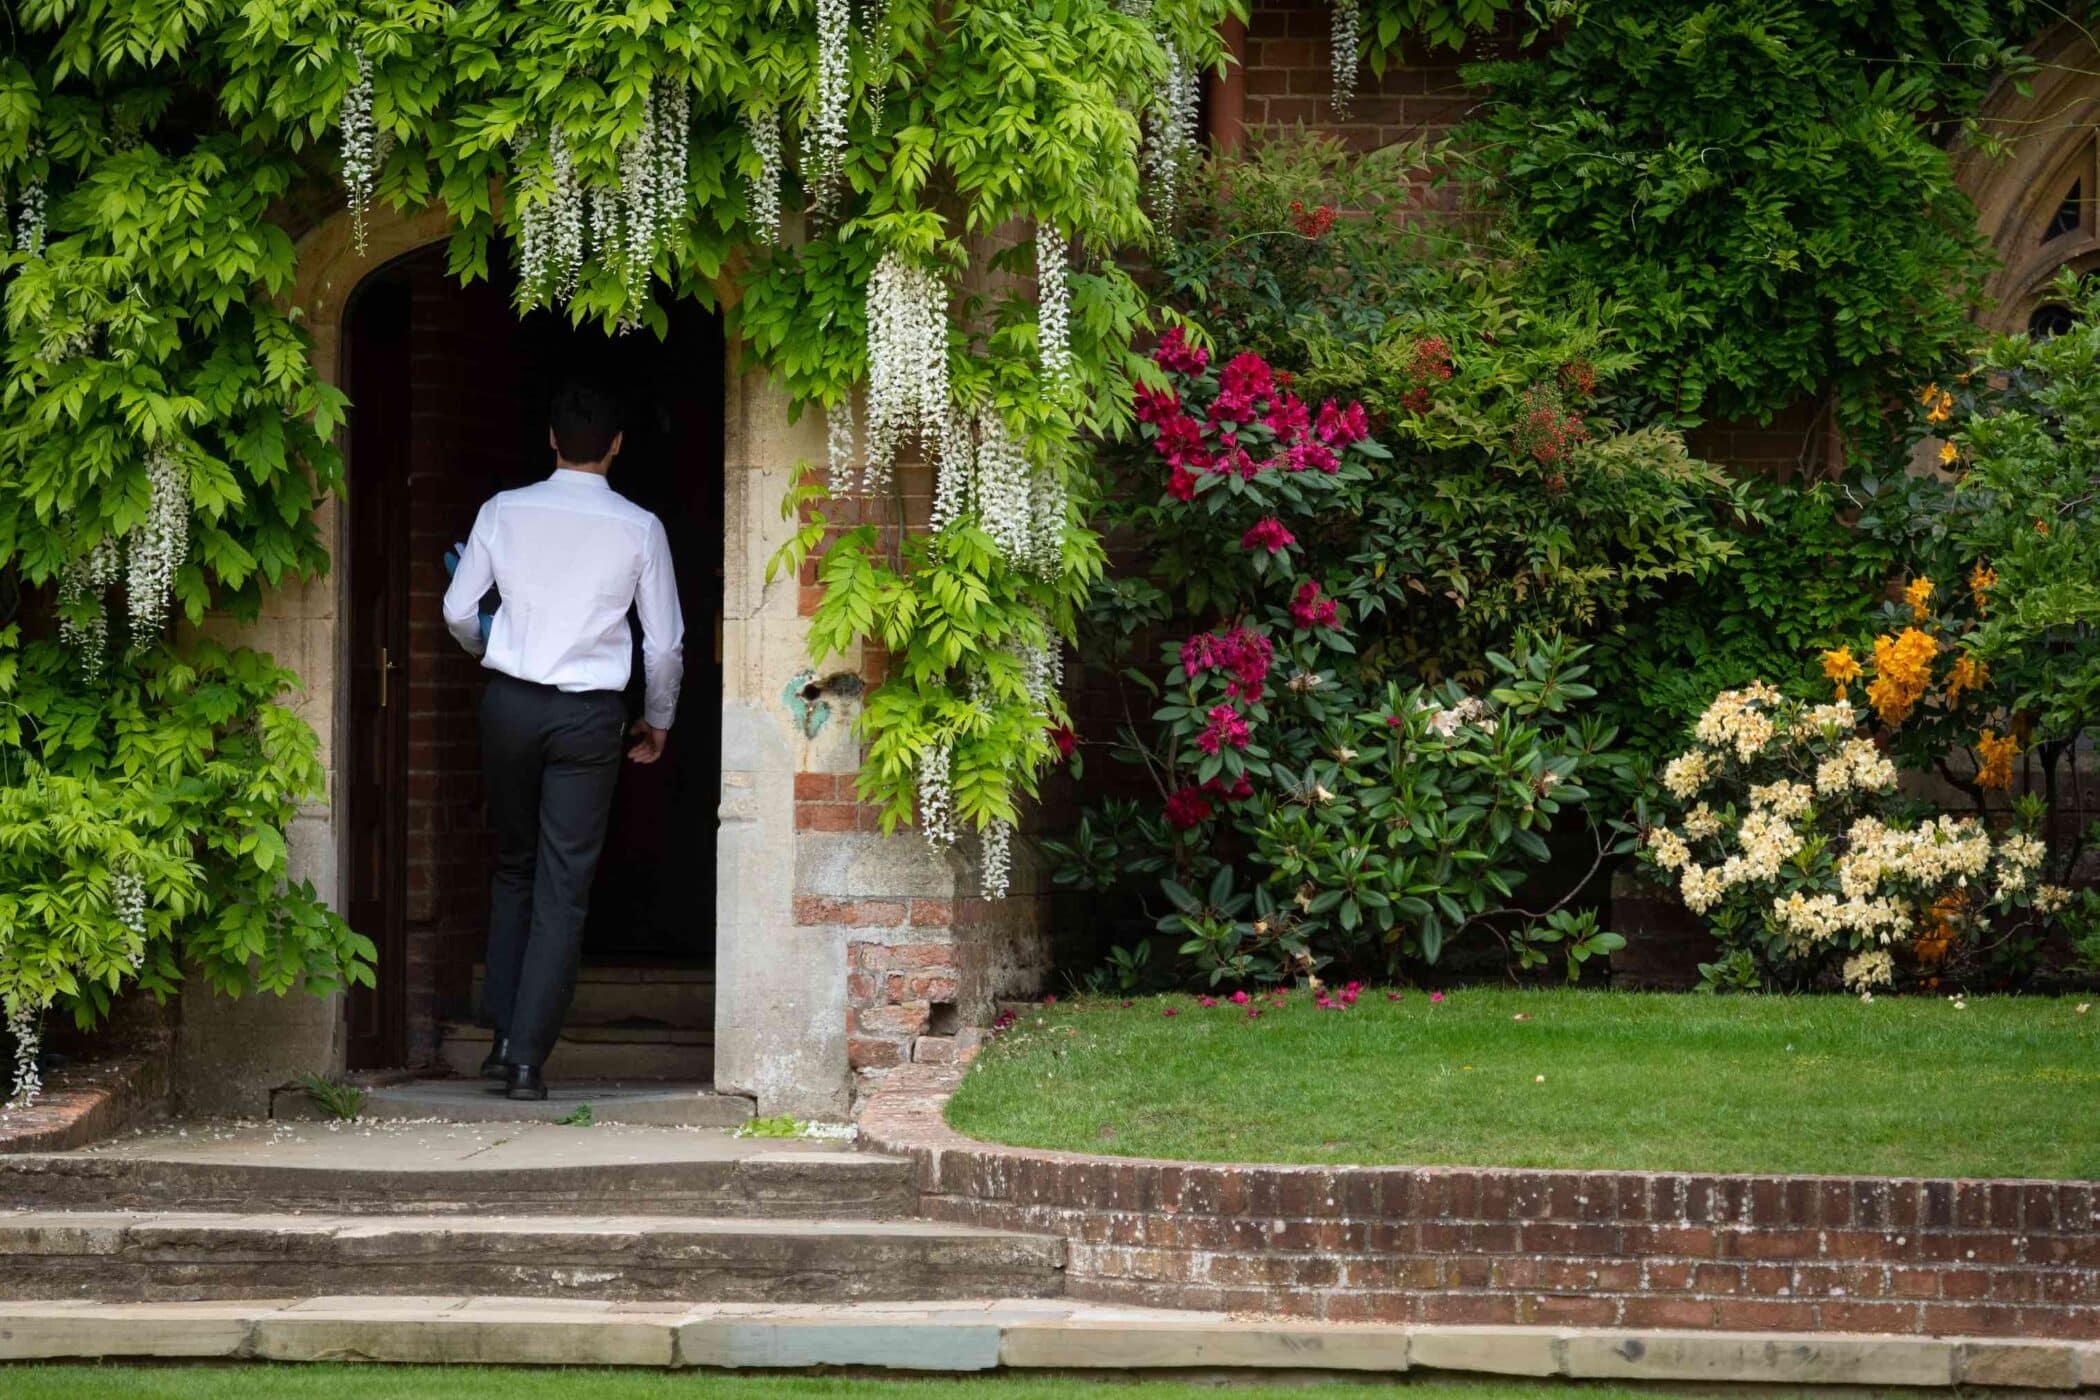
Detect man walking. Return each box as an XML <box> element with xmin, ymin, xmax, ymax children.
<box><xmin>442</xmin><ymin>381</ymin><xmax>684</xmax><ymax>1101</ymax></box>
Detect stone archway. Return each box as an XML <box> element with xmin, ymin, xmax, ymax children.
<box><xmin>170</xmin><ymin>201</ymin><xmax>869</xmax><ymax>1117</ymax></box>
<box><xmin>1958</xmin><ymin>23</ymin><xmax>2100</xmax><ymax>333</ymax></box>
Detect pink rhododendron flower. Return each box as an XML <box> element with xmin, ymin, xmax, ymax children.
<box><xmin>1386</xmin><ymin>991</ymin><xmax>1403</xmax><ymax>1001</ymax></box>
<box><xmin>1315</xmin><ymin>399</ymin><xmax>1370</xmax><ymax>445</ymax></box>
<box><xmin>1153</xmin><ymin>326</ymin><xmax>1209</xmax><ymax>375</ymax></box>
<box><xmin>1229</xmin><ymin>990</ymin><xmax>1250</xmax><ymax>1006</ymax></box>
<box><xmin>1241</xmin><ymin>517</ymin><xmax>1296</xmax><ymax>553</ymax></box>
<box><xmin>1289</xmin><ymin>580</ymin><xmax>1341</xmax><ymax>631</ymax></box>
<box><xmin>1048</xmin><ymin>724</ymin><xmax>1077</xmax><ymax>759</ymax></box>
<box><xmin>1044</xmin><ymin>995</ymin><xmax>1058</xmax><ymax>1005</ymax></box>
<box><xmin>1166</xmin><ymin>463</ymin><xmax>1199</xmax><ymax>503</ymax></box>
<box><xmin>1429</xmin><ymin>991</ymin><xmax>1445</xmax><ymax>1004</ymax></box>
<box><xmin>1163</xmin><ymin>1007</ymin><xmax>1179</xmax><ymax>1017</ymax></box>
<box><xmin>1164</xmin><ymin>786</ymin><xmax>1214</xmax><ymax>829</ymax></box>
<box><xmin>1198</xmin><ymin>995</ymin><xmax>1218</xmax><ymax>1008</ymax></box>
<box><xmin>1182</xmin><ymin>627</ymin><xmax>1273</xmax><ymax>700</ymax></box>
<box><xmin>1265</xmin><ymin>392</ymin><xmax>1310</xmax><ymax>443</ymax></box>
<box><xmin>1201</xmin><ymin>774</ymin><xmax>1255</xmax><ymax>802</ymax></box>
<box><xmin>1194</xmin><ymin>703</ymin><xmax>1251</xmax><ymax>755</ymax></box>
<box><xmin>1245</xmin><ymin>1007</ymin><xmax>1263</xmax><ymax>1019</ymax></box>
<box><xmin>1220</xmin><ymin>352</ymin><xmax>1275</xmax><ymax>401</ymax></box>
<box><xmin>1284</xmin><ymin>440</ymin><xmax>1339</xmax><ymax>474</ymax></box>
<box><xmin>1155</xmin><ymin>412</ymin><xmax>1206</xmax><ymax>462</ymax></box>
<box><xmin>1134</xmin><ymin>382</ymin><xmax>1181</xmax><ymax>424</ymax></box>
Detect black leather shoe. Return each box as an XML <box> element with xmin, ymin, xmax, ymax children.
<box><xmin>479</xmin><ymin>1036</ymin><xmax>511</xmax><ymax>1080</ymax></box>
<box><xmin>505</xmin><ymin>1065</ymin><xmax>548</xmax><ymax>1101</ymax></box>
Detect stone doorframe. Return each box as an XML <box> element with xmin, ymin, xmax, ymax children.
<box><xmin>173</xmin><ymin>202</ymin><xmax>864</xmax><ymax>1117</ymax></box>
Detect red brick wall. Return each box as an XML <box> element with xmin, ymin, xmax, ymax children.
<box><xmin>1238</xmin><ymin>3</ymin><xmax>1495</xmax><ymax>155</ymax></box>
<box><xmin>864</xmin><ymin>1067</ymin><xmax>2100</xmax><ymax>1340</ymax></box>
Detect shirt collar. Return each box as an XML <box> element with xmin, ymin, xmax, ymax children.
<box><xmin>549</xmin><ymin>467</ymin><xmax>612</xmax><ymax>490</ymax></box>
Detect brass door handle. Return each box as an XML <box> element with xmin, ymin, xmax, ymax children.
<box><xmin>378</xmin><ymin>645</ymin><xmax>397</xmax><ymax>708</ymax></box>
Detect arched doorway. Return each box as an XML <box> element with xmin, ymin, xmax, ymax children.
<box><xmin>339</xmin><ymin>244</ymin><xmax>725</xmax><ymax>1077</ymax></box>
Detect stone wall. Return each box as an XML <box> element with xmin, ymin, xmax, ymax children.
<box><xmin>864</xmin><ymin>1065</ymin><xmax>2100</xmax><ymax>1341</ymax></box>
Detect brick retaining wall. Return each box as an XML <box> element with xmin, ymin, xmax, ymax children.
<box><xmin>860</xmin><ymin>1064</ymin><xmax>2100</xmax><ymax>1340</ymax></box>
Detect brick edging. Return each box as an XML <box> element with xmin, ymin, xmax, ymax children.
<box><xmin>0</xmin><ymin>1053</ymin><xmax>166</xmax><ymax>1155</ymax></box>
<box><xmin>858</xmin><ymin>1064</ymin><xmax>2100</xmax><ymax>1340</ymax></box>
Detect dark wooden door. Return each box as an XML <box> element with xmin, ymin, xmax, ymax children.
<box><xmin>343</xmin><ymin>275</ymin><xmax>413</xmax><ymax>1069</ymax></box>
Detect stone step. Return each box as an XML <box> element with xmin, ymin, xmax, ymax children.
<box><xmin>0</xmin><ymin>1146</ymin><xmax>908</xmax><ymax>1219</ymax></box>
<box><xmin>472</xmin><ymin>963</ymin><xmax>714</xmax><ymax>1030</ymax></box>
<box><xmin>437</xmin><ymin>1023</ymin><xmax>712</xmax><ymax>1082</ymax></box>
<box><xmin>0</xmin><ymin>1295</ymin><xmax>2087</xmax><ymax>1386</ymax></box>
<box><xmin>347</xmin><ymin>1077</ymin><xmax>752</xmax><ymax>1127</ymax></box>
<box><xmin>0</xmin><ymin>1212</ymin><xmax>1066</xmax><ymax>1305</ymax></box>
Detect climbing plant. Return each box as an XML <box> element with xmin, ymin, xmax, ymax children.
<box><xmin>1460</xmin><ymin>1</ymin><xmax>2042</xmax><ymax>433</ymax></box>
<box><xmin>0</xmin><ymin>0</ymin><xmax>1232</xmax><ymax>1096</ymax></box>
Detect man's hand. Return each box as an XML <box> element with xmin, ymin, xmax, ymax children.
<box><xmin>627</xmin><ymin>720</ymin><xmax>668</xmax><ymax>764</ymax></box>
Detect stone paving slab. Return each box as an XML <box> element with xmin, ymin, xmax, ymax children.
<box><xmin>0</xmin><ymin>1297</ymin><xmax>2095</xmax><ymax>1385</ymax></box>
<box><xmin>0</xmin><ymin>1121</ymin><xmax>908</xmax><ymax>1219</ymax></box>
<box><xmin>69</xmin><ymin>1120</ymin><xmax>852</xmax><ymax>1168</ymax></box>
<box><xmin>0</xmin><ymin>1210</ymin><xmax>1068</xmax><ymax>1305</ymax></box>
<box><xmin>303</xmin><ymin>1080</ymin><xmax>754</xmax><ymax>1128</ymax></box>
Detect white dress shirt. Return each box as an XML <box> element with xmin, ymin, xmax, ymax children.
<box><xmin>442</xmin><ymin>468</ymin><xmax>685</xmax><ymax>730</ymax></box>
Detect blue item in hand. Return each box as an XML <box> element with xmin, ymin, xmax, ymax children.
<box><xmin>443</xmin><ymin>544</ymin><xmax>496</xmax><ymax>642</ymax></box>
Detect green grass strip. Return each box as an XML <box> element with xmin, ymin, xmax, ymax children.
<box><xmin>944</xmin><ymin>988</ymin><xmax>2099</xmax><ymax>1178</ymax></box>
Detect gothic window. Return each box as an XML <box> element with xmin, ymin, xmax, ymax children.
<box><xmin>2029</xmin><ymin>302</ymin><xmax>2078</xmax><ymax>339</ymax></box>
<box><xmin>2044</xmin><ymin>180</ymin><xmax>2083</xmax><ymax>243</ymax></box>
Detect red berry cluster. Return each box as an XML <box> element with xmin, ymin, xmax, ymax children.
<box><xmin>1289</xmin><ymin>200</ymin><xmax>1338</xmax><ymax>238</ymax></box>
<box><xmin>1512</xmin><ymin>385</ymin><xmax>1590</xmax><ymax>467</ymax></box>
<box><xmin>1400</xmin><ymin>335</ymin><xmax>1455</xmax><ymax>414</ymax></box>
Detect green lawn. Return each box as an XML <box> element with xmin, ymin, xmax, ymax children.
<box><xmin>943</xmin><ymin>988</ymin><xmax>2100</xmax><ymax>1179</ymax></box>
<box><xmin>0</xmin><ymin>1368</ymin><xmax>1967</xmax><ymax>1400</ymax></box>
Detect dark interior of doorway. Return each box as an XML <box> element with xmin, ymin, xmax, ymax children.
<box><xmin>342</xmin><ymin>245</ymin><xmax>723</xmax><ymax>1072</ymax></box>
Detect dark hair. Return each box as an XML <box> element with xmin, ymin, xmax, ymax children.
<box><xmin>549</xmin><ymin>379</ymin><xmax>623</xmax><ymax>464</ymax></box>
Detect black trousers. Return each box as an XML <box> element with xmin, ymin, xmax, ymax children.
<box><xmin>479</xmin><ymin>673</ymin><xmax>625</xmax><ymax>1069</ymax></box>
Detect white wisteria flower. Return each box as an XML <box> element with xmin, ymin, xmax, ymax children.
<box><xmin>917</xmin><ymin>739</ymin><xmax>957</xmax><ymax>850</ymax></box>
<box><xmin>863</xmin><ymin>251</ymin><xmax>950</xmax><ymax>492</ymax></box>
<box><xmin>973</xmin><ymin>409</ymin><xmax>1033</xmax><ymax>561</ymax></box>
<box><xmin>339</xmin><ymin>44</ymin><xmax>379</xmax><ymax>256</ymax></box>
<box><xmin>112</xmin><ymin>866</ymin><xmax>148</xmax><ymax>970</ymax></box>
<box><xmin>1329</xmin><ymin>0</ymin><xmax>1361</xmax><ymax>116</ymax></box>
<box><xmin>743</xmin><ymin>103</ymin><xmax>783</xmax><ymax>243</ymax></box>
<box><xmin>57</xmin><ymin>535</ymin><xmax>121</xmax><ymax>677</ymax></box>
<box><xmin>1036</xmin><ymin>223</ymin><xmax>1072</xmax><ymax>393</ymax></box>
<box><xmin>1145</xmin><ymin>36</ymin><xmax>1200</xmax><ymax>225</ymax></box>
<box><xmin>803</xmin><ymin>0</ymin><xmax>852</xmax><ymax>217</ymax></box>
<box><xmin>126</xmin><ymin>444</ymin><xmax>190</xmax><ymax>641</ymax></box>
<box><xmin>6</xmin><ymin>1000</ymin><xmax>43</xmax><ymax>1109</ymax></box>
<box><xmin>980</xmin><ymin>817</ymin><xmax>1013</xmax><ymax>900</ymax></box>
<box><xmin>14</xmin><ymin>139</ymin><xmax>46</xmax><ymax>256</ymax></box>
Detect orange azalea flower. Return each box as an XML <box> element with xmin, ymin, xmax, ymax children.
<box><xmin>1976</xmin><ymin>728</ymin><xmax>2018</xmax><ymax>790</ymax></box>
<box><xmin>1915</xmin><ymin>893</ymin><xmax>1966</xmax><ymax>967</ymax></box>
<box><xmin>1969</xmin><ymin>563</ymin><xmax>1997</xmax><ymax>611</ymax></box>
<box><xmin>1821</xmin><ymin>646</ymin><xmax>1862</xmax><ymax>699</ymax></box>
<box><xmin>1904</xmin><ymin>575</ymin><xmax>1935</xmax><ymax>620</ymax></box>
<box><xmin>1866</xmin><ymin>628</ymin><xmax>1938</xmax><ymax>726</ymax></box>
<box><xmin>1938</xmin><ymin>440</ymin><xmax>1959</xmax><ymax>467</ymax></box>
<box><xmin>1946</xmin><ymin>653</ymin><xmax>1988</xmax><ymax>707</ymax></box>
